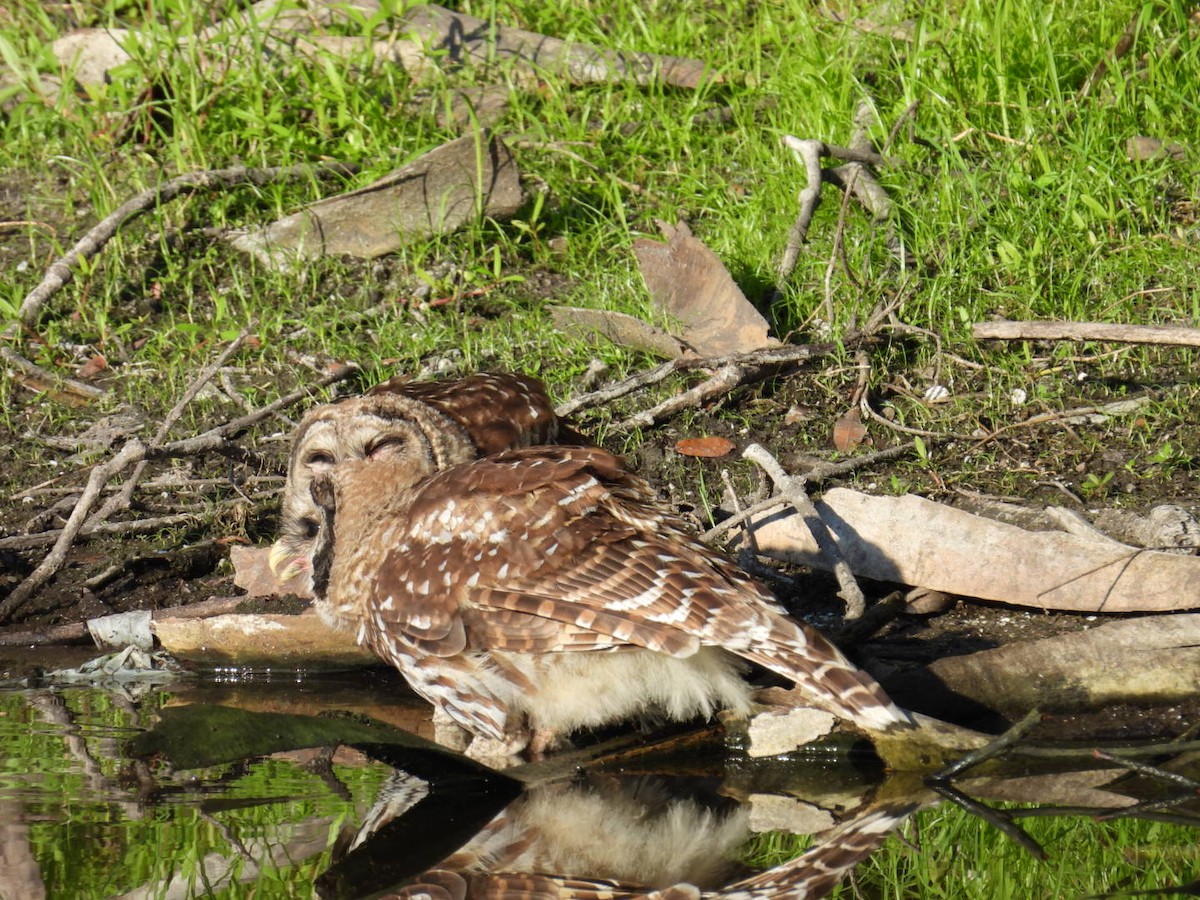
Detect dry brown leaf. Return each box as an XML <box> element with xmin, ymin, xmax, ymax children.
<box><xmin>229</xmin><ymin>134</ymin><xmax>523</xmax><ymax>266</ymax></box>
<box><xmin>547</xmin><ymin>305</ymin><xmax>688</xmax><ymax>359</ymax></box>
<box><xmin>633</xmin><ymin>220</ymin><xmax>778</xmax><ymax>357</ymax></box>
<box><xmin>832</xmin><ymin>408</ymin><xmax>869</xmax><ymax>451</ymax></box>
<box><xmin>230</xmin><ymin>545</ymin><xmax>311</xmax><ymax>599</ymax></box>
<box><xmin>743</xmin><ymin>488</ymin><xmax>1200</xmax><ymax>613</ymax></box>
<box><xmin>675</xmin><ymin>436</ymin><xmax>736</xmax><ymax>458</ymax></box>
<box><xmin>75</xmin><ymin>354</ymin><xmax>108</xmax><ymax>380</ymax></box>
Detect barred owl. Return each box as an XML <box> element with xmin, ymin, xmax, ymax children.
<box><xmin>349</xmin><ymin>774</ymin><xmax>750</xmax><ymax>889</ymax></box>
<box><xmin>356</xmin><ymin>772</ymin><xmax>915</xmax><ymax>900</ymax></box>
<box><xmin>307</xmin><ymin>444</ymin><xmax>913</xmax><ymax>760</ymax></box>
<box><xmin>270</xmin><ymin>373</ymin><xmax>576</xmax><ymax>595</ymax></box>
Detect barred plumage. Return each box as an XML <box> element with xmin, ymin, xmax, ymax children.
<box><xmin>269</xmin><ymin>373</ymin><xmax>576</xmax><ymax>595</ymax></box>
<box><xmin>366</xmin><ymin>782</ymin><xmax>915</xmax><ymax>900</ymax></box>
<box><xmin>309</xmin><ymin>443</ymin><xmax>913</xmax><ymax>760</ymax></box>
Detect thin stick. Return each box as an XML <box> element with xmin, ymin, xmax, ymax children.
<box><xmin>17</xmin><ymin>162</ymin><xmax>357</xmax><ymax>327</ymax></box>
<box><xmin>823</xmin><ymin>165</ymin><xmax>861</xmax><ymax>322</ymax></box>
<box><xmin>0</xmin><ymin>346</ymin><xmax>107</xmax><ymax>399</ymax></box>
<box><xmin>612</xmin><ymin>363</ymin><xmax>745</xmax><ymax>431</ymax></box>
<box><xmin>1090</xmin><ymin>749</ymin><xmax>1200</xmax><ymax>792</ymax></box>
<box><xmin>742</xmin><ymin>443</ymin><xmax>866</xmax><ymax>619</ymax></box>
<box><xmin>556</xmin><ymin>344</ymin><xmax>828</xmax><ymax>417</ymax></box>
<box><xmin>698</xmin><ymin>442</ymin><xmax>920</xmax><ymax>544</ymax></box>
<box><xmin>91</xmin><ymin>329</ymin><xmax>251</xmax><ymax>524</ymax></box>
<box><xmin>973</xmin><ymin>319</ymin><xmax>1200</xmax><ymax>348</ymax></box>
<box><xmin>928</xmin><ymin>709</ymin><xmax>1044</xmax><ymax>781</ymax></box>
<box><xmin>0</xmin><ymin>366</ymin><xmax>356</xmax><ymax>618</ymax></box>
<box><xmin>0</xmin><ymin>439</ymin><xmax>146</xmax><ymax>621</ymax></box>
<box><xmin>0</xmin><ymin>506</ymin><xmax>265</xmax><ymax>552</ymax></box>
<box><xmin>1075</xmin><ymin>9</ymin><xmax>1142</xmax><ymax>104</ymax></box>
<box><xmin>928</xmin><ymin>783</ymin><xmax>1047</xmax><ymax>861</ymax></box>
<box><xmin>775</xmin><ymin>137</ymin><xmax>825</xmax><ymax>294</ymax></box>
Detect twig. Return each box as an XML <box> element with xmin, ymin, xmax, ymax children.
<box><xmin>775</xmin><ymin>137</ymin><xmax>825</xmax><ymax>294</ymax></box>
<box><xmin>0</xmin><ymin>346</ymin><xmax>107</xmax><ymax>399</ymax></box>
<box><xmin>1010</xmin><ymin>739</ymin><xmax>1200</xmax><ymax>761</ymax></box>
<box><xmin>928</xmin><ymin>783</ymin><xmax>1047</xmax><ymax>860</ymax></box>
<box><xmin>742</xmin><ymin>443</ymin><xmax>866</xmax><ymax>620</ymax></box>
<box><xmin>700</xmin><ymin>495</ymin><xmax>788</xmax><ymax>544</ymax></box>
<box><xmin>1075</xmin><ymin>9</ymin><xmax>1142</xmax><ymax>104</ymax></box>
<box><xmin>1090</xmin><ymin>749</ymin><xmax>1200</xmax><ymax>792</ymax></box>
<box><xmin>974</xmin><ymin>396</ymin><xmax>1152</xmax><ymax>446</ymax></box>
<box><xmin>16</xmin><ymin>162</ymin><xmax>358</xmax><ymax>328</ymax></box>
<box><xmin>825</xmin><ymin>162</ymin><xmax>909</xmax><ymax>266</ymax></box>
<box><xmin>823</xmin><ymin>165</ymin><xmax>861</xmax><ymax>322</ymax></box>
<box><xmin>698</xmin><ymin>442</ymin><xmax>920</xmax><ymax>544</ymax></box>
<box><xmin>0</xmin><ymin>511</ymin><xmax>256</xmax><ymax>554</ymax></box>
<box><xmin>93</xmin><ymin>329</ymin><xmax>251</xmax><ymax>526</ymax></box>
<box><xmin>1</xmin><ymin>365</ymin><xmax>356</xmax><ymax>620</ymax></box>
<box><xmin>612</xmin><ymin>363</ymin><xmax>745</xmax><ymax>431</ymax></box>
<box><xmin>556</xmin><ymin>344</ymin><xmax>829</xmax><ymax>417</ymax></box>
<box><xmin>834</xmin><ymin>589</ymin><xmax>907</xmax><ymax>646</ymax></box>
<box><xmin>802</xmin><ymin>441</ymin><xmax>921</xmax><ymax>485</ymax></box>
<box><xmin>0</xmin><ymin>439</ymin><xmax>146</xmax><ymax>621</ymax></box>
<box><xmin>973</xmin><ymin>319</ymin><xmax>1200</xmax><ymax>348</ymax></box>
<box><xmin>928</xmin><ymin>709</ymin><xmax>1044</xmax><ymax>781</ymax></box>
<box><xmin>859</xmin><ymin>398</ymin><xmax>972</xmax><ymax>440</ymax></box>
<box><xmin>15</xmin><ymin>475</ymin><xmax>285</xmax><ymax>499</ymax></box>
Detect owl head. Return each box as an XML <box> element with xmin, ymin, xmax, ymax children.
<box><xmin>268</xmin><ymin>393</ymin><xmax>474</xmax><ymax>590</ymax></box>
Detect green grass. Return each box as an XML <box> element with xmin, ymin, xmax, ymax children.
<box><xmin>747</xmin><ymin>802</ymin><xmax>1200</xmax><ymax>899</ymax></box>
<box><xmin>1</xmin><ymin>0</ymin><xmax>1196</xmax><ymax>427</ymax></box>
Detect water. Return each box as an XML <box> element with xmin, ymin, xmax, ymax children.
<box><xmin>1</xmin><ymin>652</ymin><xmax>1198</xmax><ymax>899</ymax></box>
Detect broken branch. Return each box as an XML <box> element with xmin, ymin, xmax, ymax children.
<box><xmin>17</xmin><ymin>162</ymin><xmax>357</xmax><ymax>328</ymax></box>
<box><xmin>742</xmin><ymin>443</ymin><xmax>866</xmax><ymax>620</ymax></box>
<box><xmin>973</xmin><ymin>320</ymin><xmax>1200</xmax><ymax>348</ymax></box>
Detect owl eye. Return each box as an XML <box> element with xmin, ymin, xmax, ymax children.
<box><xmin>366</xmin><ymin>435</ymin><xmax>414</xmax><ymax>459</ymax></box>
<box><xmin>304</xmin><ymin>450</ymin><xmax>336</xmax><ymax>470</ymax></box>
<box><xmin>301</xmin><ymin>517</ymin><xmax>320</xmax><ymax>539</ymax></box>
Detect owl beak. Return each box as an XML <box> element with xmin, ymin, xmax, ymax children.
<box><xmin>268</xmin><ymin>540</ymin><xmax>310</xmax><ymax>583</ymax></box>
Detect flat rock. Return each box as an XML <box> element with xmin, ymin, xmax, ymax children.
<box><xmin>153</xmin><ymin>609</ymin><xmax>377</xmax><ymax>669</ymax></box>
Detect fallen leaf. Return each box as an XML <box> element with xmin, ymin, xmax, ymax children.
<box><xmin>832</xmin><ymin>408</ymin><xmax>869</xmax><ymax>451</ymax></box>
<box><xmin>230</xmin><ymin>545</ymin><xmax>311</xmax><ymax>599</ymax></box>
<box><xmin>229</xmin><ymin>134</ymin><xmax>524</xmax><ymax>266</ymax></box>
<box><xmin>548</xmin><ymin>305</ymin><xmax>688</xmax><ymax>359</ymax></box>
<box><xmin>633</xmin><ymin>220</ymin><xmax>778</xmax><ymax>357</ymax></box>
<box><xmin>675</xmin><ymin>436</ymin><xmax>736</xmax><ymax>458</ymax></box>
<box><xmin>75</xmin><ymin>354</ymin><xmax>107</xmax><ymax>380</ymax></box>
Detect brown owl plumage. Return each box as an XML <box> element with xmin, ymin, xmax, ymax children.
<box><xmin>361</xmin><ymin>771</ymin><xmax>915</xmax><ymax>900</ymax></box>
<box><xmin>269</xmin><ymin>373</ymin><xmax>577</xmax><ymax>594</ymax></box>
<box><xmin>306</xmin><ymin>442</ymin><xmax>913</xmax><ymax>759</ymax></box>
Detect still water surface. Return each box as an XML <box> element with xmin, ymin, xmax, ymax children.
<box><xmin>1</xmin><ymin>657</ymin><xmax>1198</xmax><ymax>899</ymax></box>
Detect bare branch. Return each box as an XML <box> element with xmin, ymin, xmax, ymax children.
<box><xmin>742</xmin><ymin>443</ymin><xmax>867</xmax><ymax>620</ymax></box>
<box><xmin>16</xmin><ymin>162</ymin><xmax>357</xmax><ymax>328</ymax></box>
<box><xmin>974</xmin><ymin>319</ymin><xmax>1200</xmax><ymax>348</ymax></box>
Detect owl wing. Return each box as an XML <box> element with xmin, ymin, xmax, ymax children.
<box><xmin>369</xmin><ymin>446</ymin><xmax>791</xmax><ymax>660</ymax></box>
<box><xmin>369</xmin><ymin>373</ymin><xmax>580</xmax><ymax>456</ymax></box>
<box><xmin>369</xmin><ymin>446</ymin><xmax>913</xmax><ymax>733</ymax></box>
